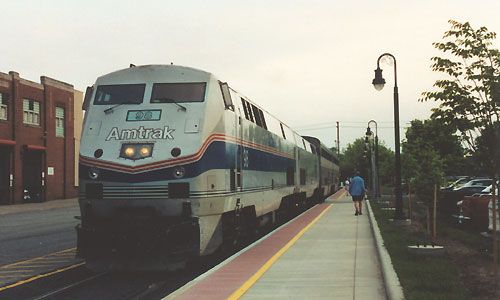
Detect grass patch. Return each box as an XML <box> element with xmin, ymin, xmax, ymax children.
<box><xmin>370</xmin><ymin>198</ymin><xmax>470</xmax><ymax>300</ymax></box>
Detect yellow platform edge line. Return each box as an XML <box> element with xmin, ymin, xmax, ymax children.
<box><xmin>0</xmin><ymin>248</ymin><xmax>76</xmax><ymax>269</ymax></box>
<box><xmin>0</xmin><ymin>262</ymin><xmax>84</xmax><ymax>292</ymax></box>
<box><xmin>227</xmin><ymin>204</ymin><xmax>332</xmax><ymax>300</ymax></box>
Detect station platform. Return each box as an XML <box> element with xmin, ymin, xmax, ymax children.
<box><xmin>166</xmin><ymin>191</ymin><xmax>389</xmax><ymax>299</ymax></box>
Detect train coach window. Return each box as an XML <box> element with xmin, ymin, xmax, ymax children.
<box><xmin>94</xmin><ymin>84</ymin><xmax>145</xmax><ymax>105</ymax></box>
<box><xmin>310</xmin><ymin>144</ymin><xmax>316</xmax><ymax>154</ymax></box>
<box><xmin>151</xmin><ymin>82</ymin><xmax>206</xmax><ymax>103</ymax></box>
<box><xmin>286</xmin><ymin>167</ymin><xmax>295</xmax><ymax>186</ymax></box>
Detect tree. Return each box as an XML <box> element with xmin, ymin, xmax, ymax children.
<box><xmin>402</xmin><ymin>120</ymin><xmax>445</xmax><ymax>242</ymax></box>
<box><xmin>340</xmin><ymin>138</ymin><xmax>394</xmax><ymax>187</ymax></box>
<box><xmin>403</xmin><ymin>119</ymin><xmax>468</xmax><ymax>176</ymax></box>
<box><xmin>402</xmin><ymin>121</ymin><xmax>444</xmax><ymax>199</ymax></box>
<box><xmin>339</xmin><ymin>138</ymin><xmax>370</xmax><ymax>182</ymax></box>
<box><xmin>420</xmin><ymin>20</ymin><xmax>500</xmax><ymax>176</ymax></box>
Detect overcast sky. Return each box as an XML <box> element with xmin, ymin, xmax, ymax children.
<box><xmin>2</xmin><ymin>0</ymin><xmax>499</xmax><ymax>150</ymax></box>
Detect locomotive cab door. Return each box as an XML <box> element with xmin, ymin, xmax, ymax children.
<box><xmin>220</xmin><ymin>82</ymin><xmax>242</xmax><ymax>192</ymax></box>
<box><xmin>232</xmin><ymin>93</ymin><xmax>243</xmax><ymax>192</ymax></box>
<box><xmin>235</xmin><ymin>105</ymin><xmax>243</xmax><ymax>191</ymax></box>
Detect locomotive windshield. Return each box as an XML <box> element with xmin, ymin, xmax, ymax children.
<box><xmin>93</xmin><ymin>84</ymin><xmax>146</xmax><ymax>105</ymax></box>
<box><xmin>151</xmin><ymin>82</ymin><xmax>206</xmax><ymax>103</ymax></box>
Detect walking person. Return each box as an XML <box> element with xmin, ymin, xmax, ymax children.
<box><xmin>349</xmin><ymin>171</ymin><xmax>366</xmax><ymax>216</ymax></box>
<box><xmin>344</xmin><ymin>178</ymin><xmax>350</xmax><ymax>196</ymax></box>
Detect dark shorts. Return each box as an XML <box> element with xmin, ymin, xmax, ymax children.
<box><xmin>352</xmin><ymin>195</ymin><xmax>364</xmax><ymax>202</ymax></box>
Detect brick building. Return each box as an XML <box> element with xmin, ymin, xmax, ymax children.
<box><xmin>0</xmin><ymin>71</ymin><xmax>82</xmax><ymax>204</ymax></box>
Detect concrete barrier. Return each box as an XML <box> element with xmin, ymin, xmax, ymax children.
<box><xmin>366</xmin><ymin>200</ymin><xmax>405</xmax><ymax>300</ymax></box>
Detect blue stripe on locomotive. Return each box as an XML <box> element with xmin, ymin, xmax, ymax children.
<box><xmin>80</xmin><ymin>141</ymin><xmax>294</xmax><ymax>183</ymax></box>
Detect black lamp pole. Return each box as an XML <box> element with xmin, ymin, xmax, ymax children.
<box><xmin>368</xmin><ymin>119</ymin><xmax>380</xmax><ymax>198</ymax></box>
<box><xmin>372</xmin><ymin>53</ymin><xmax>405</xmax><ymax>219</ymax></box>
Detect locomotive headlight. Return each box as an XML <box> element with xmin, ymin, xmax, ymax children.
<box><xmin>140</xmin><ymin>146</ymin><xmax>150</xmax><ymax>157</ymax></box>
<box><xmin>88</xmin><ymin>168</ymin><xmax>100</xmax><ymax>180</ymax></box>
<box><xmin>124</xmin><ymin>147</ymin><xmax>135</xmax><ymax>157</ymax></box>
<box><xmin>120</xmin><ymin>143</ymin><xmax>154</xmax><ymax>160</ymax></box>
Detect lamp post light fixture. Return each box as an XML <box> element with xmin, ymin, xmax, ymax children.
<box><xmin>366</xmin><ymin>120</ymin><xmax>380</xmax><ymax>199</ymax></box>
<box><xmin>372</xmin><ymin>53</ymin><xmax>405</xmax><ymax>219</ymax></box>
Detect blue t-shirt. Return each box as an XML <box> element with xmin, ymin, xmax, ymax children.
<box><xmin>349</xmin><ymin>176</ymin><xmax>365</xmax><ymax>196</ymax></box>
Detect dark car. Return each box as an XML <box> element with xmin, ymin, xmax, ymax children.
<box><xmin>439</xmin><ymin>178</ymin><xmax>492</xmax><ymax>214</ymax></box>
<box><xmin>441</xmin><ymin>177</ymin><xmax>471</xmax><ymax>192</ymax></box>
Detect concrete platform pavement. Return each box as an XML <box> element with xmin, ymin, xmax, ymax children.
<box><xmin>241</xmin><ymin>194</ymin><xmax>386</xmax><ymax>300</ymax></box>
<box><xmin>167</xmin><ymin>192</ymin><xmax>395</xmax><ymax>300</ymax></box>
<box><xmin>0</xmin><ymin>198</ymin><xmax>78</xmax><ymax>215</ymax></box>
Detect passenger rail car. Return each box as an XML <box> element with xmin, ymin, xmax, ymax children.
<box><xmin>303</xmin><ymin>136</ymin><xmax>340</xmax><ymax>199</ymax></box>
<box><xmin>77</xmin><ymin>65</ymin><xmax>339</xmax><ymax>270</ymax></box>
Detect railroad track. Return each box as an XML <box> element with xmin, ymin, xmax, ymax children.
<box><xmin>0</xmin><ymin>266</ymin><xmax>189</xmax><ymax>300</ymax></box>
<box><xmin>31</xmin><ymin>271</ymin><xmax>108</xmax><ymax>300</ymax></box>
<box><xmin>0</xmin><ymin>204</ymin><xmax>317</xmax><ymax>299</ymax></box>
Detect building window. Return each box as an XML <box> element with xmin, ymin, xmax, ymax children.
<box><xmin>55</xmin><ymin>106</ymin><xmax>65</xmax><ymax>137</ymax></box>
<box><xmin>23</xmin><ymin>99</ymin><xmax>40</xmax><ymax>125</ymax></box>
<box><xmin>0</xmin><ymin>93</ymin><xmax>7</xmax><ymax>121</ymax></box>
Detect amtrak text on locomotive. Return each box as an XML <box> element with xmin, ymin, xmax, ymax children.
<box><xmin>105</xmin><ymin>126</ymin><xmax>175</xmax><ymax>141</ymax></box>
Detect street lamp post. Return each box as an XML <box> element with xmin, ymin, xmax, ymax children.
<box><xmin>367</xmin><ymin>120</ymin><xmax>380</xmax><ymax>198</ymax></box>
<box><xmin>372</xmin><ymin>53</ymin><xmax>405</xmax><ymax>220</ymax></box>
<box><xmin>365</xmin><ymin>127</ymin><xmax>375</xmax><ymax>199</ymax></box>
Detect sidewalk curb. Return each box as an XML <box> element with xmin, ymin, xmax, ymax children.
<box><xmin>366</xmin><ymin>200</ymin><xmax>405</xmax><ymax>300</ymax></box>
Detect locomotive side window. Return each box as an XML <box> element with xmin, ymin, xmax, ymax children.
<box><xmin>94</xmin><ymin>84</ymin><xmax>146</xmax><ymax>105</ymax></box>
<box><xmin>280</xmin><ymin>123</ymin><xmax>286</xmax><ymax>139</ymax></box>
<box><xmin>219</xmin><ymin>82</ymin><xmax>234</xmax><ymax>110</ymax></box>
<box><xmin>151</xmin><ymin>82</ymin><xmax>206</xmax><ymax>103</ymax></box>
<box><xmin>244</xmin><ymin>100</ymin><xmax>255</xmax><ymax>122</ymax></box>
<box><xmin>258</xmin><ymin>109</ymin><xmax>267</xmax><ymax>130</ymax></box>
<box><xmin>241</xmin><ymin>98</ymin><xmax>250</xmax><ymax>120</ymax></box>
<box><xmin>251</xmin><ymin>105</ymin><xmax>262</xmax><ymax>127</ymax></box>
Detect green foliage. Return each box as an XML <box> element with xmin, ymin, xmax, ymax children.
<box><xmin>474</xmin><ymin>122</ymin><xmax>500</xmax><ymax>176</ymax></box>
<box><xmin>339</xmin><ymin>138</ymin><xmax>369</xmax><ymax>181</ymax></box>
<box><xmin>377</xmin><ymin>141</ymin><xmax>395</xmax><ymax>185</ymax></box>
<box><xmin>339</xmin><ymin>137</ymin><xmax>394</xmax><ymax>185</ymax></box>
<box><xmin>420</xmin><ymin>20</ymin><xmax>500</xmax><ymax>173</ymax></box>
<box><xmin>403</xmin><ymin>120</ymin><xmax>445</xmax><ymax>201</ymax></box>
<box><xmin>404</xmin><ymin>119</ymin><xmax>467</xmax><ymax>175</ymax></box>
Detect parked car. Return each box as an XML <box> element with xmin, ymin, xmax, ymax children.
<box><xmin>456</xmin><ymin>182</ymin><xmax>498</xmax><ymax>231</ymax></box>
<box><xmin>457</xmin><ymin>194</ymin><xmax>491</xmax><ymax>231</ymax></box>
<box><xmin>439</xmin><ymin>178</ymin><xmax>492</xmax><ymax>214</ymax></box>
<box><xmin>441</xmin><ymin>176</ymin><xmax>471</xmax><ymax>192</ymax></box>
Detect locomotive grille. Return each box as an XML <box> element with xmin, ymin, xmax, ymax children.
<box><xmin>104</xmin><ymin>185</ymin><xmax>169</xmax><ymax>200</ymax></box>
<box><xmin>85</xmin><ymin>185</ymin><xmax>169</xmax><ymax>200</ymax></box>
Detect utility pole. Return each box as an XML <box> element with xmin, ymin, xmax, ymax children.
<box><xmin>336</xmin><ymin>121</ymin><xmax>340</xmax><ymax>156</ymax></box>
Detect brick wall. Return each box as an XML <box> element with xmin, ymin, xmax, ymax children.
<box><xmin>0</xmin><ymin>71</ymin><xmax>81</xmax><ymax>204</ymax></box>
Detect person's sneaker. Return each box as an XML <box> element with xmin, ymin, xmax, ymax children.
<box><xmin>359</xmin><ymin>212</ymin><xmax>363</xmax><ymax>215</ymax></box>
<box><xmin>355</xmin><ymin>212</ymin><xmax>359</xmax><ymax>216</ymax></box>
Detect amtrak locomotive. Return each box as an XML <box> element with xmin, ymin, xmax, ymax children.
<box><xmin>77</xmin><ymin>65</ymin><xmax>339</xmax><ymax>270</ymax></box>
